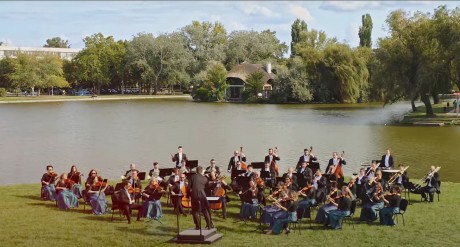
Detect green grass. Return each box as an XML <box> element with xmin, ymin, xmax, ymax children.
<box><xmin>401</xmin><ymin>102</ymin><xmax>460</xmax><ymax>125</ymax></box>
<box><xmin>1</xmin><ymin>182</ymin><xmax>459</xmax><ymax>247</ymax></box>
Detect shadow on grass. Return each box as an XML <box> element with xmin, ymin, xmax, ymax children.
<box><xmin>16</xmin><ymin>194</ymin><xmax>44</xmax><ymax>201</ymax></box>
<box><xmin>27</xmin><ymin>202</ymin><xmax>59</xmax><ymax>209</ymax></box>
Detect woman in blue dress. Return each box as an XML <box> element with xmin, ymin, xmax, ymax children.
<box><xmin>266</xmin><ymin>190</ymin><xmax>299</xmax><ymax>234</ymax></box>
<box><xmin>142</xmin><ymin>178</ymin><xmax>165</xmax><ymax>220</ymax></box>
<box><xmin>379</xmin><ymin>185</ymin><xmax>402</xmax><ymax>226</ymax></box>
<box><xmin>87</xmin><ymin>174</ymin><xmax>109</xmax><ymax>215</ymax></box>
<box><xmin>67</xmin><ymin>165</ymin><xmax>83</xmax><ymax>198</ymax></box>
<box><xmin>41</xmin><ymin>165</ymin><xmax>57</xmax><ymax>201</ymax></box>
<box><xmin>55</xmin><ymin>173</ymin><xmax>79</xmax><ymax>210</ymax></box>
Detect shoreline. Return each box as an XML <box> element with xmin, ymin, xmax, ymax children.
<box><xmin>398</xmin><ymin>101</ymin><xmax>460</xmax><ymax>126</ymax></box>
<box><xmin>0</xmin><ymin>94</ymin><xmax>192</xmax><ymax>104</ymax></box>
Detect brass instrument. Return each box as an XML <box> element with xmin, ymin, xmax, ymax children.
<box><xmin>388</xmin><ymin>166</ymin><xmax>410</xmax><ymax>185</ymax></box>
<box><xmin>412</xmin><ymin>167</ymin><xmax>441</xmax><ymax>190</ymax></box>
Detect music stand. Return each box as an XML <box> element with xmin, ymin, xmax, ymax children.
<box><xmin>251</xmin><ymin>162</ymin><xmax>265</xmax><ymax>170</ymax></box>
<box><xmin>236</xmin><ymin>176</ymin><xmax>251</xmax><ymax>189</ymax></box>
<box><xmin>275</xmin><ymin>176</ymin><xmax>284</xmax><ymax>186</ymax></box>
<box><xmin>138</xmin><ymin>172</ymin><xmax>146</xmax><ymax>181</ymax></box>
<box><xmin>186</xmin><ymin>160</ymin><xmax>199</xmax><ymax>171</ymax></box>
<box><xmin>159</xmin><ymin>168</ymin><xmax>174</xmax><ymax>178</ymax></box>
<box><xmin>260</xmin><ymin>171</ymin><xmax>271</xmax><ymax>179</ymax></box>
<box><xmin>309</xmin><ymin>162</ymin><xmax>320</xmax><ymax>174</ymax></box>
<box><xmin>231</xmin><ymin>170</ymin><xmax>246</xmax><ymax>179</ymax></box>
<box><xmin>114</xmin><ymin>182</ymin><xmax>124</xmax><ymax>192</ymax></box>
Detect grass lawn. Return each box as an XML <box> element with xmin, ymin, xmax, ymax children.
<box><xmin>1</xmin><ymin>182</ymin><xmax>459</xmax><ymax>247</ymax></box>
<box><xmin>401</xmin><ymin>102</ymin><xmax>460</xmax><ymax>125</ymax></box>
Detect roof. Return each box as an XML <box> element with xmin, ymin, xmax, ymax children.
<box><xmin>227</xmin><ymin>61</ymin><xmax>274</xmax><ymax>83</ymax></box>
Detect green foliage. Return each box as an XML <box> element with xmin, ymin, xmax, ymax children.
<box><xmin>43</xmin><ymin>37</ymin><xmax>70</xmax><ymax>48</ymax></box>
<box><xmin>290</xmin><ymin>19</ymin><xmax>308</xmax><ymax>57</ymax></box>
<box><xmin>193</xmin><ymin>87</ymin><xmax>213</xmax><ymax>101</ymax></box>
<box><xmin>0</xmin><ymin>88</ymin><xmax>7</xmax><ymax>97</ymax></box>
<box><xmin>242</xmin><ymin>71</ymin><xmax>265</xmax><ymax>102</ymax></box>
<box><xmin>193</xmin><ymin>61</ymin><xmax>227</xmax><ymax>102</ymax></box>
<box><xmin>0</xmin><ymin>57</ymin><xmax>16</xmax><ymax>89</ymax></box>
<box><xmin>359</xmin><ymin>14</ymin><xmax>373</xmax><ymax>47</ymax></box>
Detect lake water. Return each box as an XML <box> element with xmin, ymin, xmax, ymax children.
<box><xmin>0</xmin><ymin>98</ymin><xmax>458</xmax><ymax>185</ymax></box>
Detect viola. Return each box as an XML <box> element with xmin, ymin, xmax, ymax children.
<box><xmin>128</xmin><ymin>186</ymin><xmax>141</xmax><ymax>194</ymax></box>
<box><xmin>299</xmin><ymin>184</ymin><xmax>313</xmax><ymax>194</ymax></box>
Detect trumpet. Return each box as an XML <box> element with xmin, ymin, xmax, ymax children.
<box><xmin>388</xmin><ymin>166</ymin><xmax>410</xmax><ymax>185</ymax></box>
<box><xmin>412</xmin><ymin>167</ymin><xmax>441</xmax><ymax>190</ymax></box>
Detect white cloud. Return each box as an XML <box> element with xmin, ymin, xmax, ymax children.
<box><xmin>320</xmin><ymin>1</ymin><xmax>442</xmax><ymax>12</ymax></box>
<box><xmin>288</xmin><ymin>3</ymin><xmax>314</xmax><ymax>22</ymax></box>
<box><xmin>227</xmin><ymin>21</ymin><xmax>249</xmax><ymax>32</ymax></box>
<box><xmin>239</xmin><ymin>2</ymin><xmax>277</xmax><ymax>17</ymax></box>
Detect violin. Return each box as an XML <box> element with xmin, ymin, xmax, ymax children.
<box><xmin>256</xmin><ymin>177</ymin><xmax>265</xmax><ymax>187</ymax></box>
<box><xmin>64</xmin><ymin>179</ymin><xmax>76</xmax><ymax>189</ymax></box>
<box><xmin>94</xmin><ymin>176</ymin><xmax>107</xmax><ymax>187</ymax></box>
<box><xmin>298</xmin><ymin>184</ymin><xmax>313</xmax><ymax>194</ymax></box>
<box><xmin>128</xmin><ymin>185</ymin><xmax>141</xmax><ymax>194</ymax></box>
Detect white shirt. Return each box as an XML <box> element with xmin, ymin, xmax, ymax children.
<box><xmin>124</xmin><ymin>189</ymin><xmax>132</xmax><ymax>204</ymax></box>
<box><xmin>234</xmin><ymin>156</ymin><xmax>239</xmax><ymax>164</ymax></box>
<box><xmin>303</xmin><ymin>155</ymin><xmax>309</xmax><ymax>162</ymax></box>
<box><xmin>178</xmin><ymin>153</ymin><xmax>183</xmax><ymax>163</ymax></box>
<box><xmin>385</xmin><ymin>155</ymin><xmax>390</xmax><ymax>167</ymax></box>
<box><xmin>333</xmin><ymin>158</ymin><xmax>338</xmax><ymax>165</ymax></box>
<box><xmin>269</xmin><ymin>155</ymin><xmax>273</xmax><ymax>163</ymax></box>
<box><xmin>179</xmin><ymin>181</ymin><xmax>185</xmax><ymax>196</ymax></box>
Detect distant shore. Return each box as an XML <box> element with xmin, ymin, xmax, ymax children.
<box><xmin>0</xmin><ymin>94</ymin><xmax>192</xmax><ymax>104</ymax></box>
<box><xmin>399</xmin><ymin>101</ymin><xmax>460</xmax><ymax>126</ymax></box>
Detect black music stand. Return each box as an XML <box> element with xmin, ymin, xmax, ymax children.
<box><xmin>275</xmin><ymin>176</ymin><xmax>284</xmax><ymax>186</ymax></box>
<box><xmin>236</xmin><ymin>176</ymin><xmax>251</xmax><ymax>190</ymax></box>
<box><xmin>309</xmin><ymin>162</ymin><xmax>320</xmax><ymax>174</ymax></box>
<box><xmin>231</xmin><ymin>170</ymin><xmax>246</xmax><ymax>179</ymax></box>
<box><xmin>138</xmin><ymin>172</ymin><xmax>146</xmax><ymax>181</ymax></box>
<box><xmin>114</xmin><ymin>182</ymin><xmax>124</xmax><ymax>191</ymax></box>
<box><xmin>159</xmin><ymin>168</ymin><xmax>174</xmax><ymax>178</ymax></box>
<box><xmin>260</xmin><ymin>171</ymin><xmax>271</xmax><ymax>179</ymax></box>
<box><xmin>251</xmin><ymin>162</ymin><xmax>265</xmax><ymax>170</ymax></box>
<box><xmin>186</xmin><ymin>160</ymin><xmax>199</xmax><ymax>171</ymax></box>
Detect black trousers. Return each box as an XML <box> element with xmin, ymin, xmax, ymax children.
<box><xmin>172</xmin><ymin>195</ymin><xmax>186</xmax><ymax>214</ymax></box>
<box><xmin>120</xmin><ymin>203</ymin><xmax>143</xmax><ymax>223</ymax></box>
<box><xmin>191</xmin><ymin>198</ymin><xmax>213</xmax><ymax>229</ymax></box>
<box><xmin>420</xmin><ymin>186</ymin><xmax>437</xmax><ymax>202</ymax></box>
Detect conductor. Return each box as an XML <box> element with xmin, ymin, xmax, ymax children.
<box><xmin>188</xmin><ymin>166</ymin><xmax>215</xmax><ymax>230</ymax></box>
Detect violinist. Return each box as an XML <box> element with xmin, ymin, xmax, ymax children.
<box><xmin>296</xmin><ymin>147</ymin><xmax>317</xmax><ymax>170</ymax></box>
<box><xmin>282</xmin><ymin>168</ymin><xmax>298</xmax><ymax>190</ymax></box>
<box><xmin>55</xmin><ymin>173</ymin><xmax>79</xmax><ymax>210</ymax></box>
<box><xmin>298</xmin><ymin>181</ymin><xmax>316</xmax><ymax>213</ymax></box>
<box><xmin>208</xmin><ymin>172</ymin><xmax>231</xmax><ymax>219</ymax></box>
<box><xmin>170</xmin><ymin>173</ymin><xmax>187</xmax><ymax>216</ymax></box>
<box><xmin>264</xmin><ymin>148</ymin><xmax>280</xmax><ymax>176</ymax></box>
<box><xmin>315</xmin><ymin>181</ymin><xmax>339</xmax><ymax>224</ymax></box>
<box><xmin>227</xmin><ymin>149</ymin><xmax>246</xmax><ymax>173</ymax></box>
<box><xmin>142</xmin><ymin>178</ymin><xmax>165</xmax><ymax>220</ymax></box>
<box><xmin>128</xmin><ymin>170</ymin><xmax>143</xmax><ymax>202</ymax></box>
<box><xmin>118</xmin><ymin>180</ymin><xmax>144</xmax><ymax>224</ymax></box>
<box><xmin>283</xmin><ymin>176</ymin><xmax>298</xmax><ymax>191</ymax></box>
<box><xmin>254</xmin><ymin>171</ymin><xmax>266</xmax><ymax>206</ymax></box>
<box><xmin>326</xmin><ymin>152</ymin><xmax>346</xmax><ymax>186</ymax></box>
<box><xmin>87</xmin><ymin>175</ymin><xmax>109</xmax><ymax>215</ymax></box>
<box><xmin>326</xmin><ymin>186</ymin><xmax>354</xmax><ymax>230</ymax></box>
<box><xmin>206</xmin><ymin>159</ymin><xmax>221</xmax><ymax>175</ymax></box>
<box><xmin>266</xmin><ymin>190</ymin><xmax>299</xmax><ymax>235</ymax></box>
<box><xmin>41</xmin><ymin>165</ymin><xmax>57</xmax><ymax>201</ymax></box>
<box><xmin>359</xmin><ymin>182</ymin><xmax>384</xmax><ymax>223</ymax></box>
<box><xmin>379</xmin><ymin>185</ymin><xmax>401</xmax><ymax>226</ymax></box>
<box><xmin>172</xmin><ymin>145</ymin><xmax>187</xmax><ymax>169</ymax></box>
<box><xmin>67</xmin><ymin>165</ymin><xmax>83</xmax><ymax>198</ymax></box>
<box><xmin>297</xmin><ymin>161</ymin><xmax>313</xmax><ymax>188</ymax></box>
<box><xmin>347</xmin><ymin>177</ymin><xmax>357</xmax><ymax>198</ymax></box>
<box><xmin>239</xmin><ymin>180</ymin><xmax>262</xmax><ymax>220</ymax></box>
<box><xmin>148</xmin><ymin>162</ymin><xmax>163</xmax><ymax>183</ymax></box>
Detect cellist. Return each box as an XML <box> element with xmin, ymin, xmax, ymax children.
<box><xmin>264</xmin><ymin>148</ymin><xmax>280</xmax><ymax>176</ymax></box>
<box><xmin>326</xmin><ymin>152</ymin><xmax>346</xmax><ymax>186</ymax></box>
<box><xmin>207</xmin><ymin>171</ymin><xmax>231</xmax><ymax>219</ymax></box>
<box><xmin>227</xmin><ymin>149</ymin><xmax>246</xmax><ymax>173</ymax></box>
<box><xmin>170</xmin><ymin>173</ymin><xmax>187</xmax><ymax>216</ymax></box>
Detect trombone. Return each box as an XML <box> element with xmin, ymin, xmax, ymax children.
<box><xmin>412</xmin><ymin>167</ymin><xmax>441</xmax><ymax>191</ymax></box>
<box><xmin>388</xmin><ymin>166</ymin><xmax>410</xmax><ymax>185</ymax></box>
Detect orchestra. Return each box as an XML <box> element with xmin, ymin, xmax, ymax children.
<box><xmin>35</xmin><ymin>146</ymin><xmax>441</xmax><ymax>233</ymax></box>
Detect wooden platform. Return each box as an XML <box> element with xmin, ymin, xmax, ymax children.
<box><xmin>173</xmin><ymin>228</ymin><xmax>222</xmax><ymax>244</ymax></box>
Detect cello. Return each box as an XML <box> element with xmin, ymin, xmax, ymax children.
<box><xmin>210</xmin><ymin>175</ymin><xmax>227</xmax><ymax>210</ymax></box>
<box><xmin>181</xmin><ymin>180</ymin><xmax>191</xmax><ymax>208</ymax></box>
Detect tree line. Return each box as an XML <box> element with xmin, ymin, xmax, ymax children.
<box><xmin>1</xmin><ymin>5</ymin><xmax>459</xmax><ymax>116</ymax></box>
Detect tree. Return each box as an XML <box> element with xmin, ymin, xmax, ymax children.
<box><xmin>242</xmin><ymin>71</ymin><xmax>265</xmax><ymax>102</ymax></box>
<box><xmin>0</xmin><ymin>57</ymin><xmax>16</xmax><ymax>89</ymax></box>
<box><xmin>38</xmin><ymin>55</ymin><xmax>69</xmax><ymax>95</ymax></box>
<box><xmin>359</xmin><ymin>14</ymin><xmax>373</xmax><ymax>47</ymax></box>
<box><xmin>274</xmin><ymin>57</ymin><xmax>313</xmax><ymax>102</ymax></box>
<box><xmin>43</xmin><ymin>37</ymin><xmax>70</xmax><ymax>48</ymax></box>
<box><xmin>290</xmin><ymin>19</ymin><xmax>308</xmax><ymax>57</ymax></box>
<box><xmin>9</xmin><ymin>53</ymin><xmax>40</xmax><ymax>94</ymax></box>
<box><xmin>193</xmin><ymin>61</ymin><xmax>228</xmax><ymax>101</ymax></box>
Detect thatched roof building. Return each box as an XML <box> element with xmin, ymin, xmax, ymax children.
<box><xmin>226</xmin><ymin>61</ymin><xmax>274</xmax><ymax>101</ymax></box>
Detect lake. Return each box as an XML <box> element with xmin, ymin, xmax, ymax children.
<box><xmin>0</xmin><ymin>98</ymin><xmax>458</xmax><ymax>185</ymax></box>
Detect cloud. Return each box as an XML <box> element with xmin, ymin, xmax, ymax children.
<box><xmin>319</xmin><ymin>1</ymin><xmax>441</xmax><ymax>12</ymax></box>
<box><xmin>239</xmin><ymin>2</ymin><xmax>277</xmax><ymax>17</ymax></box>
<box><xmin>288</xmin><ymin>3</ymin><xmax>314</xmax><ymax>22</ymax></box>
<box><xmin>227</xmin><ymin>21</ymin><xmax>249</xmax><ymax>32</ymax></box>
<box><xmin>345</xmin><ymin>22</ymin><xmax>361</xmax><ymax>46</ymax></box>
<box><xmin>0</xmin><ymin>38</ymin><xmax>14</xmax><ymax>46</ymax></box>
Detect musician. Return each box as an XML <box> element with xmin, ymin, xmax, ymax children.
<box><xmin>227</xmin><ymin>149</ymin><xmax>246</xmax><ymax>173</ymax></box>
<box><xmin>360</xmin><ymin>182</ymin><xmax>384</xmax><ymax>223</ymax></box>
<box><xmin>262</xmin><ymin>162</ymin><xmax>276</xmax><ymax>189</ymax></box>
<box><xmin>142</xmin><ymin>178</ymin><xmax>165</xmax><ymax>220</ymax></box>
<box><xmin>55</xmin><ymin>173</ymin><xmax>79</xmax><ymax>210</ymax></box>
<box><xmin>420</xmin><ymin>165</ymin><xmax>440</xmax><ymax>202</ymax></box>
<box><xmin>148</xmin><ymin>162</ymin><xmax>162</xmax><ymax>182</ymax></box>
<box><xmin>365</xmin><ymin>161</ymin><xmax>379</xmax><ymax>181</ymax></box>
<box><xmin>282</xmin><ymin>167</ymin><xmax>298</xmax><ymax>188</ymax></box>
<box><xmin>379</xmin><ymin>185</ymin><xmax>401</xmax><ymax>226</ymax></box>
<box><xmin>394</xmin><ymin>164</ymin><xmax>410</xmax><ymax>189</ymax></box>
<box><xmin>380</xmin><ymin>149</ymin><xmax>394</xmax><ymax>170</ymax></box>
<box><xmin>206</xmin><ymin>159</ymin><xmax>221</xmax><ymax>175</ymax></box>
<box><xmin>172</xmin><ymin>146</ymin><xmax>188</xmax><ymax>168</ymax></box>
<box><xmin>326</xmin><ymin>186</ymin><xmax>354</xmax><ymax>230</ymax></box>
<box><xmin>180</xmin><ymin>159</ymin><xmax>191</xmax><ymax>174</ymax></box>
<box><xmin>123</xmin><ymin>163</ymin><xmax>139</xmax><ymax>179</ymax></box>
<box><xmin>118</xmin><ymin>180</ymin><xmax>144</xmax><ymax>224</ymax></box>
<box><xmin>167</xmin><ymin>168</ymin><xmax>181</xmax><ymax>187</ymax></box>
<box><xmin>296</xmin><ymin>148</ymin><xmax>317</xmax><ymax>170</ymax></box>
<box><xmin>188</xmin><ymin>166</ymin><xmax>214</xmax><ymax>229</ymax></box>
<box><xmin>356</xmin><ymin>168</ymin><xmax>367</xmax><ymax>200</ymax></box>
<box><xmin>128</xmin><ymin>170</ymin><xmax>143</xmax><ymax>202</ymax></box>
<box><xmin>264</xmin><ymin>148</ymin><xmax>280</xmax><ymax>174</ymax></box>
<box><xmin>315</xmin><ymin>181</ymin><xmax>338</xmax><ymax>224</ymax></box>
<box><xmin>254</xmin><ymin>171</ymin><xmax>267</xmax><ymax>206</ymax></box>
<box><xmin>41</xmin><ymin>165</ymin><xmax>57</xmax><ymax>201</ymax></box>
<box><xmin>347</xmin><ymin>177</ymin><xmax>357</xmax><ymax>198</ymax></box>
<box><xmin>170</xmin><ymin>173</ymin><xmax>187</xmax><ymax>216</ymax></box>
<box><xmin>230</xmin><ymin>160</ymin><xmax>246</xmax><ymax>182</ymax></box>
<box><xmin>313</xmin><ymin>169</ymin><xmax>327</xmax><ymax>204</ymax></box>
<box><xmin>326</xmin><ymin>152</ymin><xmax>346</xmax><ymax>186</ymax></box>
<box><xmin>207</xmin><ymin>171</ymin><xmax>231</xmax><ymax>219</ymax></box>
<box><xmin>242</xmin><ymin>165</ymin><xmax>256</xmax><ymax>179</ymax></box>
<box><xmin>239</xmin><ymin>180</ymin><xmax>263</xmax><ymax>220</ymax></box>
<box><xmin>266</xmin><ymin>190</ymin><xmax>299</xmax><ymax>235</ymax></box>
<box><xmin>87</xmin><ymin>175</ymin><xmax>109</xmax><ymax>215</ymax></box>
<box><xmin>67</xmin><ymin>165</ymin><xmax>83</xmax><ymax>198</ymax></box>
<box><xmin>297</xmin><ymin>161</ymin><xmax>313</xmax><ymax>188</ymax></box>
<box><xmin>298</xmin><ymin>181</ymin><xmax>316</xmax><ymax>213</ymax></box>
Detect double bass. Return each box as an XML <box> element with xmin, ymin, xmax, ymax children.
<box><xmin>271</xmin><ymin>147</ymin><xmax>279</xmax><ymax>176</ymax></box>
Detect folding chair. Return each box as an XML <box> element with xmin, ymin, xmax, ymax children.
<box><xmin>342</xmin><ymin>200</ymin><xmax>357</xmax><ymax>229</ymax></box>
<box><xmin>393</xmin><ymin>199</ymin><xmax>408</xmax><ymax>226</ymax></box>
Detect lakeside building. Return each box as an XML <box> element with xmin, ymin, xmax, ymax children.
<box><xmin>0</xmin><ymin>46</ymin><xmax>81</xmax><ymax>61</ymax></box>
<box><xmin>226</xmin><ymin>61</ymin><xmax>274</xmax><ymax>102</ymax></box>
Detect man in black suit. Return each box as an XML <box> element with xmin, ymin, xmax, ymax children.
<box><xmin>421</xmin><ymin>166</ymin><xmax>440</xmax><ymax>202</ymax></box>
<box><xmin>205</xmin><ymin>159</ymin><xmax>221</xmax><ymax>175</ymax></box>
<box><xmin>227</xmin><ymin>150</ymin><xmax>246</xmax><ymax>173</ymax></box>
<box><xmin>297</xmin><ymin>161</ymin><xmax>313</xmax><ymax>188</ymax></box>
<box><xmin>380</xmin><ymin>149</ymin><xmax>394</xmax><ymax>182</ymax></box>
<box><xmin>296</xmin><ymin>148</ymin><xmax>317</xmax><ymax>170</ymax></box>
<box><xmin>325</xmin><ymin>152</ymin><xmax>346</xmax><ymax>186</ymax></box>
<box><xmin>188</xmin><ymin>166</ymin><xmax>214</xmax><ymax>230</ymax></box>
<box><xmin>264</xmin><ymin>148</ymin><xmax>280</xmax><ymax>175</ymax></box>
<box><xmin>118</xmin><ymin>180</ymin><xmax>144</xmax><ymax>224</ymax></box>
<box><xmin>172</xmin><ymin>146</ymin><xmax>187</xmax><ymax>168</ymax></box>
<box><xmin>282</xmin><ymin>167</ymin><xmax>298</xmax><ymax>187</ymax></box>
<box><xmin>170</xmin><ymin>173</ymin><xmax>187</xmax><ymax>216</ymax></box>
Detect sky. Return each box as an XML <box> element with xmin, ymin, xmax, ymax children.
<box><xmin>0</xmin><ymin>1</ymin><xmax>458</xmax><ymax>54</ymax></box>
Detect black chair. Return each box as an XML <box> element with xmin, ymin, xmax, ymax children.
<box><xmin>393</xmin><ymin>199</ymin><xmax>408</xmax><ymax>226</ymax></box>
<box><xmin>437</xmin><ymin>181</ymin><xmax>441</xmax><ymax>202</ymax></box>
<box><xmin>342</xmin><ymin>200</ymin><xmax>357</xmax><ymax>229</ymax></box>
<box><xmin>110</xmin><ymin>192</ymin><xmax>124</xmax><ymax>221</ymax></box>
<box><xmin>288</xmin><ymin>208</ymin><xmax>304</xmax><ymax>235</ymax></box>
<box><xmin>82</xmin><ymin>192</ymin><xmax>91</xmax><ymax>212</ymax></box>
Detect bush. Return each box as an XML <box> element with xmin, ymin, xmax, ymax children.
<box><xmin>193</xmin><ymin>88</ymin><xmax>214</xmax><ymax>102</ymax></box>
<box><xmin>0</xmin><ymin>88</ymin><xmax>7</xmax><ymax>97</ymax></box>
